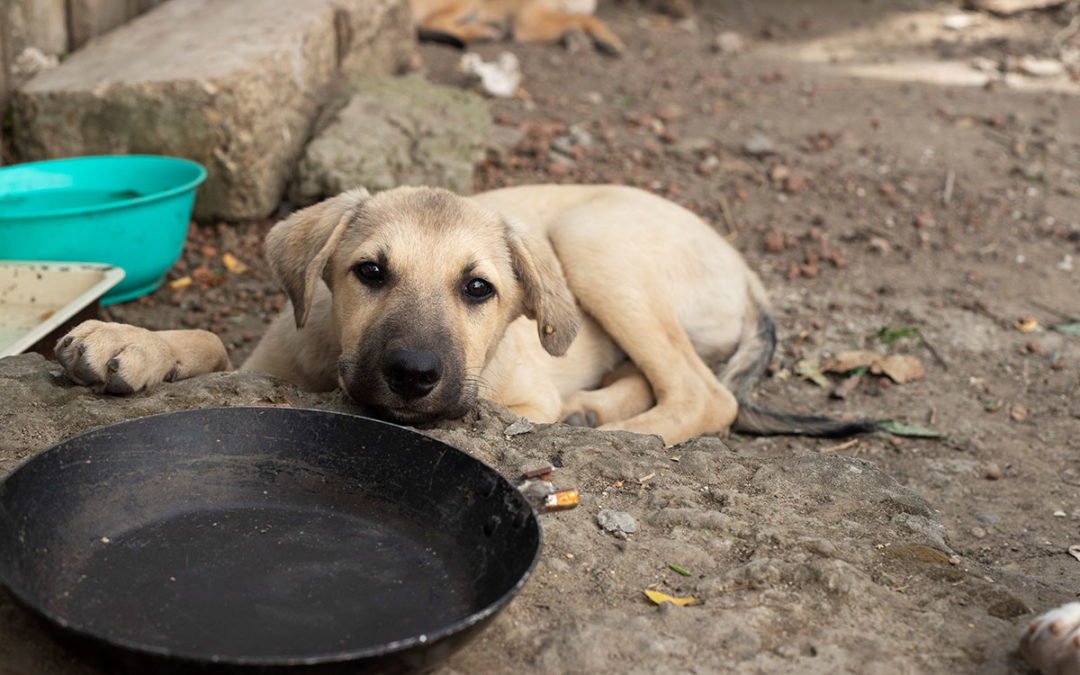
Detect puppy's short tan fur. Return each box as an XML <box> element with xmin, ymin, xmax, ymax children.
<box><xmin>410</xmin><ymin>0</ymin><xmax>624</xmax><ymax>55</ymax></box>
<box><xmin>56</xmin><ymin>185</ymin><xmax>873</xmax><ymax>445</ymax></box>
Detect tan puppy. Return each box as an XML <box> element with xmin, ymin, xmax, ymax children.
<box><xmin>410</xmin><ymin>0</ymin><xmax>624</xmax><ymax>55</ymax></box>
<box><xmin>55</xmin><ymin>185</ymin><xmax>873</xmax><ymax>445</ymax></box>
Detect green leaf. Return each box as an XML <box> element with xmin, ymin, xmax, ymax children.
<box><xmin>667</xmin><ymin>563</ymin><xmax>691</xmax><ymax>576</ymax></box>
<box><xmin>877</xmin><ymin>327</ymin><xmax>921</xmax><ymax>344</ymax></box>
<box><xmin>877</xmin><ymin>419</ymin><xmax>946</xmax><ymax>438</ymax></box>
<box><xmin>1052</xmin><ymin>323</ymin><xmax>1080</xmax><ymax>335</ymax></box>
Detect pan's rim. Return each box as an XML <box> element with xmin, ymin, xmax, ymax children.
<box><xmin>0</xmin><ymin>406</ymin><xmax>543</xmax><ymax>668</ymax></box>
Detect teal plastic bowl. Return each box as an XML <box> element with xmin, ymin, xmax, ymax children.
<box><xmin>0</xmin><ymin>155</ymin><xmax>206</xmax><ymax>305</ymax></box>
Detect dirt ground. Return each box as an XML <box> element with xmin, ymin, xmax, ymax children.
<box><xmin>16</xmin><ymin>0</ymin><xmax>1080</xmax><ymax>672</ymax></box>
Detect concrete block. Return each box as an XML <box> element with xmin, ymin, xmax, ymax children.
<box><xmin>291</xmin><ymin>76</ymin><xmax>491</xmax><ymax>204</ymax></box>
<box><xmin>13</xmin><ymin>0</ymin><xmax>414</xmax><ymax>221</ymax></box>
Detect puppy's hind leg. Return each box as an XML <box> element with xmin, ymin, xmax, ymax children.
<box><xmin>561</xmin><ymin>360</ymin><xmax>653</xmax><ymax>428</ymax></box>
<box><xmin>576</xmin><ymin>300</ymin><xmax>738</xmax><ymax>444</ymax></box>
<box><xmin>417</xmin><ymin>4</ymin><xmax>505</xmax><ymax>44</ymax></box>
<box><xmin>512</xmin><ymin>5</ymin><xmax>624</xmax><ymax>55</ymax></box>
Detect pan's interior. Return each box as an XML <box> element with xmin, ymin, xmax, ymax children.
<box><xmin>0</xmin><ymin>408</ymin><xmax>540</xmax><ymax>663</ymax></box>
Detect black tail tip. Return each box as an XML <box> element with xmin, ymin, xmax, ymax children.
<box><xmin>733</xmin><ymin>401</ymin><xmax>879</xmax><ymax>438</ymax></box>
<box><xmin>417</xmin><ymin>29</ymin><xmax>466</xmax><ymax>49</ymax></box>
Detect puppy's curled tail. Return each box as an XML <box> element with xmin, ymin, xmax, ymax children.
<box><xmin>719</xmin><ymin>288</ymin><xmax>877</xmax><ymax>438</ymax></box>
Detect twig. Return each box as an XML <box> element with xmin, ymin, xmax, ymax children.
<box><xmin>718</xmin><ymin>196</ymin><xmax>737</xmax><ymax>236</ymax></box>
<box><xmin>942</xmin><ymin>169</ymin><xmax>955</xmax><ymax>206</ymax></box>
<box><xmin>820</xmin><ymin>438</ymin><xmax>859</xmax><ymax>454</ymax></box>
<box><xmin>918</xmin><ymin>333</ymin><xmax>949</xmax><ymax>371</ymax></box>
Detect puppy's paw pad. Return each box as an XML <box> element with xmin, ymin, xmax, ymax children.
<box><xmin>1021</xmin><ymin>602</ymin><xmax>1080</xmax><ymax>675</ymax></box>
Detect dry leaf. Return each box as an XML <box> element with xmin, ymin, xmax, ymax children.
<box><xmin>222</xmin><ymin>252</ymin><xmax>249</xmax><ymax>274</ymax></box>
<box><xmin>873</xmin><ymin>354</ymin><xmax>924</xmax><ymax>384</ymax></box>
<box><xmin>191</xmin><ymin>266</ymin><xmax>226</xmax><ymax>288</ymax></box>
<box><xmin>794</xmin><ymin>359</ymin><xmax>830</xmax><ymax>387</ymax></box>
<box><xmin>823</xmin><ymin>350</ymin><xmax>882</xmax><ymax>373</ymax></box>
<box><xmin>644</xmin><ymin>590</ymin><xmax>696</xmax><ymax>606</ymax></box>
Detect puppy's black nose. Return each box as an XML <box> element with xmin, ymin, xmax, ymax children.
<box><xmin>383</xmin><ymin>349</ymin><xmax>443</xmax><ymax>399</ymax></box>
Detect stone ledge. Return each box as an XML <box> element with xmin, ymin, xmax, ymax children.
<box><xmin>12</xmin><ymin>0</ymin><xmax>415</xmax><ymax>221</ymax></box>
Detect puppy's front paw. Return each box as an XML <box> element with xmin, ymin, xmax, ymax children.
<box><xmin>55</xmin><ymin>320</ymin><xmax>180</xmax><ymax>394</ymax></box>
<box><xmin>1022</xmin><ymin>602</ymin><xmax>1080</xmax><ymax>675</ymax></box>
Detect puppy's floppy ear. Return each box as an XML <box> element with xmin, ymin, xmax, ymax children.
<box><xmin>505</xmin><ymin>218</ymin><xmax>581</xmax><ymax>356</ymax></box>
<box><xmin>265</xmin><ymin>188</ymin><xmax>370</xmax><ymax>328</ymax></box>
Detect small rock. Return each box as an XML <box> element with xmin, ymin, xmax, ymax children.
<box><xmin>971</xmin><ymin>526</ymin><xmax>987</xmax><ymax>539</ymax></box>
<box><xmin>676</xmin><ymin>17</ymin><xmax>698</xmax><ymax>34</ymax></box>
<box><xmin>1054</xmin><ymin>510</ymin><xmax>1067</xmax><ymax>518</ymax></box>
<box><xmin>568</xmin><ymin>124</ymin><xmax>593</xmax><ymax>148</ymax></box>
<box><xmin>696</xmin><ymin>155</ymin><xmax>720</xmax><ymax>175</ymax></box>
<box><xmin>597</xmin><ymin>509</ymin><xmax>638</xmax><ymax>536</ymax></box>
<box><xmin>743</xmin><ymin>132</ymin><xmax>775</xmax><ymax>157</ymax></box>
<box><xmin>490</xmin><ymin>124</ymin><xmax>527</xmax><ymax>155</ymax></box>
<box><xmin>971</xmin><ymin>56</ymin><xmax>1001</xmax><ymax>74</ymax></box>
<box><xmin>713</xmin><ymin>31</ymin><xmax>746</xmax><ymax>54</ymax></box>
<box><xmin>551</xmin><ymin>135</ymin><xmax>578</xmax><ymax>157</ymax></box>
<box><xmin>503</xmin><ymin>417</ymin><xmax>535</xmax><ymax>436</ymax></box>
<box><xmin>985</xmin><ymin>463</ymin><xmax>1002</xmax><ymax>480</ymax></box>
<box><xmin>12</xmin><ymin>47</ymin><xmax>59</xmax><ymax>85</ymax></box>
<box><xmin>763</xmin><ymin>229</ymin><xmax>786</xmax><ymax>253</ymax></box>
<box><xmin>943</xmin><ymin>14</ymin><xmax>977</xmax><ymax>30</ymax></box>
<box><xmin>976</xmin><ymin>512</ymin><xmax>1001</xmax><ymax>524</ymax></box>
<box><xmin>547</xmin><ymin>157</ymin><xmax>574</xmax><ymax>177</ymax></box>
<box><xmin>1018</xmin><ymin>56</ymin><xmax>1065</xmax><ymax>78</ymax></box>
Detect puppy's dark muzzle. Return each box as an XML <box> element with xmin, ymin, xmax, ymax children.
<box><xmin>382</xmin><ymin>348</ymin><xmax>443</xmax><ymax>400</ymax></box>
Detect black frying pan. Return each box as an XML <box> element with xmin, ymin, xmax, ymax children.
<box><xmin>0</xmin><ymin>407</ymin><xmax>541</xmax><ymax>673</ymax></box>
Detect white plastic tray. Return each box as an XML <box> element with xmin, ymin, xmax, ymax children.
<box><xmin>0</xmin><ymin>261</ymin><xmax>125</xmax><ymax>358</ymax></box>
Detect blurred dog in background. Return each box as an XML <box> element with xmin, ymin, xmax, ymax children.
<box><xmin>409</xmin><ymin>0</ymin><xmax>624</xmax><ymax>54</ymax></box>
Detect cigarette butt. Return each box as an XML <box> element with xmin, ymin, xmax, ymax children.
<box><xmin>542</xmin><ymin>489</ymin><xmax>579</xmax><ymax>511</ymax></box>
<box><xmin>522</xmin><ymin>465</ymin><xmax>555</xmax><ymax>481</ymax></box>
<box><xmin>222</xmin><ymin>252</ymin><xmax>249</xmax><ymax>274</ymax></box>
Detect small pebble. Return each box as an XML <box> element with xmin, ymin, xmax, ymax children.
<box><xmin>503</xmin><ymin>417</ymin><xmax>535</xmax><ymax>436</ymax></box>
<box><xmin>985</xmin><ymin>463</ymin><xmax>1001</xmax><ymax>480</ymax></box>
<box><xmin>1053</xmin><ymin>510</ymin><xmax>1067</xmax><ymax>518</ymax></box>
<box><xmin>971</xmin><ymin>526</ymin><xmax>987</xmax><ymax>539</ymax></box>
<box><xmin>743</xmin><ymin>132</ymin><xmax>775</xmax><ymax>157</ymax></box>
<box><xmin>1018</xmin><ymin>57</ymin><xmax>1065</xmax><ymax>78</ymax></box>
<box><xmin>597</xmin><ymin>509</ymin><xmax>638</xmax><ymax>535</ymax></box>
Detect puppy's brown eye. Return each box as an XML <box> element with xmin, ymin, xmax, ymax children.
<box><xmin>463</xmin><ymin>278</ymin><xmax>495</xmax><ymax>302</ymax></box>
<box><xmin>353</xmin><ymin>261</ymin><xmax>385</xmax><ymax>286</ymax></box>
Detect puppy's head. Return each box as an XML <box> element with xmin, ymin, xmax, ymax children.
<box><xmin>265</xmin><ymin>186</ymin><xmax>580</xmax><ymax>424</ymax></box>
